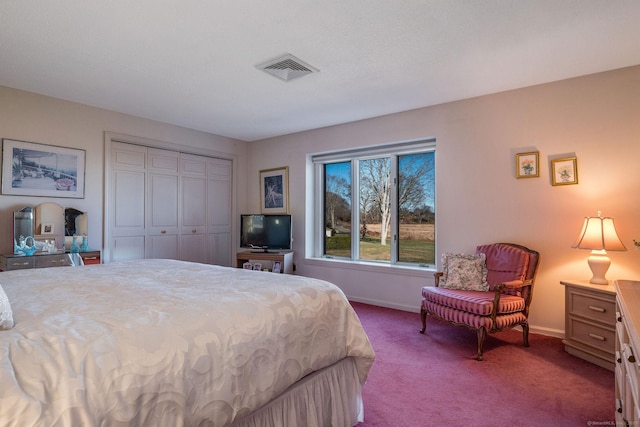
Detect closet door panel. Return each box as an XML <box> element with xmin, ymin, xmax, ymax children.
<box><xmin>112</xmin><ymin>142</ymin><xmax>146</xmax><ymax>169</ymax></box>
<box><xmin>181</xmin><ymin>176</ymin><xmax>207</xmax><ymax>234</ymax></box>
<box><xmin>111</xmin><ymin>236</ymin><xmax>146</xmax><ymax>262</ymax></box>
<box><xmin>181</xmin><ymin>234</ymin><xmax>207</xmax><ymax>264</ymax></box>
<box><xmin>149</xmin><ymin>174</ymin><xmax>179</xmax><ymax>234</ymax></box>
<box><xmin>111</xmin><ymin>170</ymin><xmax>145</xmax><ymax>234</ymax></box>
<box><xmin>209</xmin><ymin>232</ymin><xmax>231</xmax><ymax>266</ymax></box>
<box><xmin>149</xmin><ymin>235</ymin><xmax>179</xmax><ymax>259</ymax></box>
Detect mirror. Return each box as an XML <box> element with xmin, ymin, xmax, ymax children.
<box><xmin>65</xmin><ymin>208</ymin><xmax>87</xmax><ymax>236</ymax></box>
<box><xmin>13</xmin><ymin>207</ymin><xmax>34</xmax><ymax>244</ymax></box>
<box><xmin>12</xmin><ymin>203</ymin><xmax>88</xmax><ymax>253</ymax></box>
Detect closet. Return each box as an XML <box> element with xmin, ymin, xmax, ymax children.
<box><xmin>107</xmin><ymin>141</ymin><xmax>232</xmax><ymax>266</ymax></box>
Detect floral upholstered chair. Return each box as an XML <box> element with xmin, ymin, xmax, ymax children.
<box><xmin>420</xmin><ymin>243</ymin><xmax>540</xmax><ymax>360</ymax></box>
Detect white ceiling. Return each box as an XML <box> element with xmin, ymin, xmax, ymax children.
<box><xmin>1</xmin><ymin>1</ymin><xmax>639</xmax><ymax>142</ymax></box>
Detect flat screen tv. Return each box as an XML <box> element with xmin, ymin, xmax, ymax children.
<box><xmin>240</xmin><ymin>214</ymin><xmax>292</xmax><ymax>252</ymax></box>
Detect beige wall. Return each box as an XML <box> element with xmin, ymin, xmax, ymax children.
<box><xmin>0</xmin><ymin>85</ymin><xmax>249</xmax><ymax>257</ymax></box>
<box><xmin>247</xmin><ymin>65</ymin><xmax>640</xmax><ymax>336</ymax></box>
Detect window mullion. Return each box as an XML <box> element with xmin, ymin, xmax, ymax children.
<box><xmin>390</xmin><ymin>155</ymin><xmax>399</xmax><ymax>264</ymax></box>
<box><xmin>314</xmin><ymin>163</ymin><xmax>325</xmax><ymax>258</ymax></box>
<box><xmin>352</xmin><ymin>160</ymin><xmax>360</xmax><ymax>260</ymax></box>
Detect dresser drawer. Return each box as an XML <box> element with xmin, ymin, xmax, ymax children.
<box><xmin>3</xmin><ymin>257</ymin><xmax>35</xmax><ymax>270</ymax></box>
<box><xmin>79</xmin><ymin>252</ymin><xmax>101</xmax><ymax>265</ymax></box>
<box><xmin>568</xmin><ymin>290</ymin><xmax>616</xmax><ymax>326</ymax></box>
<box><xmin>568</xmin><ymin>317</ymin><xmax>616</xmax><ymax>356</ymax></box>
<box><xmin>35</xmin><ymin>254</ymin><xmax>72</xmax><ymax>268</ymax></box>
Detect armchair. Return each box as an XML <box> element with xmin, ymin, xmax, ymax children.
<box><xmin>420</xmin><ymin>243</ymin><xmax>540</xmax><ymax>360</ymax></box>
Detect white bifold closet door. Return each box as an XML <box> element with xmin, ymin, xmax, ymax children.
<box><xmin>107</xmin><ymin>141</ymin><xmax>232</xmax><ymax>266</ymax></box>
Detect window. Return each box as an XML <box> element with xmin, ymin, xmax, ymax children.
<box><xmin>313</xmin><ymin>140</ymin><xmax>435</xmax><ymax>267</ymax></box>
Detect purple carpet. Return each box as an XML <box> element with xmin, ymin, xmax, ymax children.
<box><xmin>351</xmin><ymin>302</ymin><xmax>614</xmax><ymax>427</ymax></box>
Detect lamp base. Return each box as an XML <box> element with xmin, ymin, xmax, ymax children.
<box><xmin>587</xmin><ymin>250</ymin><xmax>611</xmax><ymax>285</ymax></box>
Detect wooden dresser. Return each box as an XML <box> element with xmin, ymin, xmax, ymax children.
<box><xmin>560</xmin><ymin>279</ymin><xmax>617</xmax><ymax>371</ymax></box>
<box><xmin>0</xmin><ymin>251</ymin><xmax>101</xmax><ymax>271</ymax></box>
<box><xmin>615</xmin><ymin>280</ymin><xmax>640</xmax><ymax>425</ymax></box>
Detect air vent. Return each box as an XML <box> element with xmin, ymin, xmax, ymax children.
<box><xmin>257</xmin><ymin>54</ymin><xmax>318</xmax><ymax>82</ymax></box>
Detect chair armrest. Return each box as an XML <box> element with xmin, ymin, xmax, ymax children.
<box><xmin>434</xmin><ymin>272</ymin><xmax>443</xmax><ymax>287</ymax></box>
<box><xmin>494</xmin><ymin>279</ymin><xmax>532</xmax><ymax>293</ymax></box>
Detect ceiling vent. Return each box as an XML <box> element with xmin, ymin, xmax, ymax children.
<box><xmin>256</xmin><ymin>54</ymin><xmax>318</xmax><ymax>82</ymax></box>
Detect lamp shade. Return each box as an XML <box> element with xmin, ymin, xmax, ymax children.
<box><xmin>572</xmin><ymin>214</ymin><xmax>626</xmax><ymax>251</ymax></box>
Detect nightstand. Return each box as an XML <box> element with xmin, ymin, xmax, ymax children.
<box><xmin>560</xmin><ymin>279</ymin><xmax>616</xmax><ymax>371</ymax></box>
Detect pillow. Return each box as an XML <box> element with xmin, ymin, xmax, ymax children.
<box><xmin>0</xmin><ymin>284</ymin><xmax>14</xmax><ymax>330</ymax></box>
<box><xmin>439</xmin><ymin>252</ymin><xmax>489</xmax><ymax>292</ymax></box>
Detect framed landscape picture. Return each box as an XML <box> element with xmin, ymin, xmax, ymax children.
<box><xmin>259</xmin><ymin>166</ymin><xmax>289</xmax><ymax>214</ymax></box>
<box><xmin>1</xmin><ymin>139</ymin><xmax>86</xmax><ymax>198</ymax></box>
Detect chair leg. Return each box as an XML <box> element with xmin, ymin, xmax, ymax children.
<box><xmin>522</xmin><ymin>322</ymin><xmax>530</xmax><ymax>347</ymax></box>
<box><xmin>476</xmin><ymin>328</ymin><xmax>487</xmax><ymax>361</ymax></box>
<box><xmin>419</xmin><ymin>307</ymin><xmax>427</xmax><ymax>334</ymax></box>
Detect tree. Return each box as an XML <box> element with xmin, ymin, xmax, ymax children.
<box><xmin>325</xmin><ymin>174</ymin><xmax>350</xmax><ymax>230</ymax></box>
<box><xmin>360</xmin><ymin>158</ymin><xmax>391</xmax><ymax>245</ymax></box>
<box><xmin>360</xmin><ymin>153</ymin><xmax>434</xmax><ymax>246</ymax></box>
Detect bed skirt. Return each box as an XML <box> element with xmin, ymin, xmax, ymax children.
<box><xmin>231</xmin><ymin>357</ymin><xmax>364</xmax><ymax>427</ymax></box>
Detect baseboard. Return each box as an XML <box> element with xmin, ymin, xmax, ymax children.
<box><xmin>347</xmin><ymin>295</ymin><xmax>565</xmax><ymax>339</ymax></box>
<box><xmin>347</xmin><ymin>296</ymin><xmax>420</xmax><ymax>313</ymax></box>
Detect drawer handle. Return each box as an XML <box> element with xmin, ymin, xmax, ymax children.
<box><xmin>192</xmin><ymin>229</ymin><xmax>197</xmax><ymax>233</ymax></box>
<box><xmin>51</xmin><ymin>259</ymin><xmax>66</xmax><ymax>264</ymax></box>
<box><xmin>83</xmin><ymin>257</ymin><xmax>98</xmax><ymax>260</ymax></box>
<box><xmin>629</xmin><ymin>354</ymin><xmax>636</xmax><ymax>364</ymax></box>
<box><xmin>12</xmin><ymin>261</ymin><xmax>30</xmax><ymax>266</ymax></box>
<box><xmin>161</xmin><ymin>230</ymin><xmax>167</xmax><ymax>234</ymax></box>
<box><xmin>616</xmin><ymin>311</ymin><xmax>622</xmax><ymax>322</ymax></box>
<box><xmin>588</xmin><ymin>305</ymin><xmax>605</xmax><ymax>313</ymax></box>
<box><xmin>588</xmin><ymin>333</ymin><xmax>605</xmax><ymax>341</ymax></box>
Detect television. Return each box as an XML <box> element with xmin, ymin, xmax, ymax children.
<box><xmin>240</xmin><ymin>214</ymin><xmax>292</xmax><ymax>252</ymax></box>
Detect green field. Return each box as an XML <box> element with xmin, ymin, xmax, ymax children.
<box><xmin>326</xmin><ymin>234</ymin><xmax>435</xmax><ymax>264</ymax></box>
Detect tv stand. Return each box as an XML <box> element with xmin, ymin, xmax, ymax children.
<box><xmin>236</xmin><ymin>250</ymin><xmax>294</xmax><ymax>274</ymax></box>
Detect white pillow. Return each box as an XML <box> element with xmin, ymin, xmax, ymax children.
<box><xmin>439</xmin><ymin>252</ymin><xmax>489</xmax><ymax>292</ymax></box>
<box><xmin>0</xmin><ymin>284</ymin><xmax>14</xmax><ymax>330</ymax></box>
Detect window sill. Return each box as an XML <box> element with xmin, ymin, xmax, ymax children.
<box><xmin>303</xmin><ymin>256</ymin><xmax>436</xmax><ymax>278</ymax></box>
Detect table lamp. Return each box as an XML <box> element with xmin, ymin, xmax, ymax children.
<box><xmin>572</xmin><ymin>211</ymin><xmax>626</xmax><ymax>284</ymax></box>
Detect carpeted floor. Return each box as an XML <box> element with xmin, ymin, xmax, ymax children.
<box><xmin>351</xmin><ymin>302</ymin><xmax>615</xmax><ymax>427</ymax></box>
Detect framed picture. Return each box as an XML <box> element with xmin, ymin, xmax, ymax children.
<box><xmin>253</xmin><ymin>263</ymin><xmax>262</xmax><ymax>271</ymax></box>
<box><xmin>260</xmin><ymin>166</ymin><xmax>289</xmax><ymax>214</ymax></box>
<box><xmin>1</xmin><ymin>139</ymin><xmax>86</xmax><ymax>198</ymax></box>
<box><xmin>551</xmin><ymin>157</ymin><xmax>578</xmax><ymax>186</ymax></box>
<box><xmin>515</xmin><ymin>151</ymin><xmax>539</xmax><ymax>178</ymax></box>
<box><xmin>243</xmin><ymin>262</ymin><xmax>253</xmax><ymax>270</ymax></box>
<box><xmin>41</xmin><ymin>223</ymin><xmax>55</xmax><ymax>235</ymax></box>
<box><xmin>273</xmin><ymin>261</ymin><xmax>281</xmax><ymax>273</ymax></box>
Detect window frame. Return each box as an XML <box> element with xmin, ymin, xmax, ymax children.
<box><xmin>311</xmin><ymin>139</ymin><xmax>436</xmax><ymax>268</ymax></box>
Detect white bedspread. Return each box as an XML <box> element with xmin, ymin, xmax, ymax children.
<box><xmin>0</xmin><ymin>259</ymin><xmax>375</xmax><ymax>426</ymax></box>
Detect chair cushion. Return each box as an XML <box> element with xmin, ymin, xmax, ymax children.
<box><xmin>422</xmin><ymin>287</ymin><xmax>525</xmax><ymax>316</ymax></box>
<box><xmin>439</xmin><ymin>253</ymin><xmax>489</xmax><ymax>292</ymax></box>
<box><xmin>476</xmin><ymin>244</ymin><xmax>530</xmax><ymax>289</ymax></box>
<box><xmin>423</xmin><ymin>299</ymin><xmax>527</xmax><ymax>330</ymax></box>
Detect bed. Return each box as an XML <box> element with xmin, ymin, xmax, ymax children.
<box><xmin>0</xmin><ymin>259</ymin><xmax>375</xmax><ymax>426</ymax></box>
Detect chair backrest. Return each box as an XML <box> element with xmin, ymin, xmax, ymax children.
<box><xmin>476</xmin><ymin>243</ymin><xmax>539</xmax><ymax>295</ymax></box>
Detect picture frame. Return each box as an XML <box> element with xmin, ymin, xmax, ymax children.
<box><xmin>243</xmin><ymin>262</ymin><xmax>253</xmax><ymax>270</ymax></box>
<box><xmin>515</xmin><ymin>151</ymin><xmax>539</xmax><ymax>178</ymax></box>
<box><xmin>41</xmin><ymin>223</ymin><xmax>55</xmax><ymax>235</ymax></box>
<box><xmin>1</xmin><ymin>138</ymin><xmax>86</xmax><ymax>198</ymax></box>
<box><xmin>273</xmin><ymin>261</ymin><xmax>281</xmax><ymax>273</ymax></box>
<box><xmin>253</xmin><ymin>263</ymin><xmax>262</xmax><ymax>271</ymax></box>
<box><xmin>260</xmin><ymin>166</ymin><xmax>289</xmax><ymax>214</ymax></box>
<box><xmin>551</xmin><ymin>157</ymin><xmax>578</xmax><ymax>186</ymax></box>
